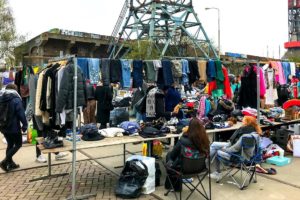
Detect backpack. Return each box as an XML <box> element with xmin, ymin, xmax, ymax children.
<box><xmin>0</xmin><ymin>97</ymin><xmax>12</xmax><ymax>132</ymax></box>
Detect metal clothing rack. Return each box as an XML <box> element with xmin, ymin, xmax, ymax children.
<box><xmin>49</xmin><ymin>55</ymin><xmax>96</xmax><ymax>200</ymax></box>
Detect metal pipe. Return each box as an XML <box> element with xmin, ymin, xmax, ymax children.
<box><xmin>257</xmin><ymin>61</ymin><xmax>260</xmax><ymax>125</ymax></box>
<box><xmin>71</xmin><ymin>57</ymin><xmax>78</xmax><ymax>199</ymax></box>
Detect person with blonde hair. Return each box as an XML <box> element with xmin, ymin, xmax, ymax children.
<box><xmin>209</xmin><ymin>116</ymin><xmax>262</xmax><ymax>180</ymax></box>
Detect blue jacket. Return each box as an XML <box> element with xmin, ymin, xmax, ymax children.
<box><xmin>0</xmin><ymin>90</ymin><xmax>28</xmax><ymax>134</ymax></box>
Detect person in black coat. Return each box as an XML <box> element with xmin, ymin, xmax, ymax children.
<box><xmin>0</xmin><ymin>84</ymin><xmax>28</xmax><ymax>172</ymax></box>
<box><xmin>165</xmin><ymin>118</ymin><xmax>210</xmax><ymax>190</ymax></box>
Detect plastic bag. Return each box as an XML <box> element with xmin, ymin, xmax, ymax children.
<box><xmin>127</xmin><ymin>155</ymin><xmax>156</xmax><ymax>194</ymax></box>
<box><xmin>115</xmin><ymin>159</ymin><xmax>148</xmax><ymax>198</ymax></box>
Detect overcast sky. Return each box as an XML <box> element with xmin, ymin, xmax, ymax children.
<box><xmin>8</xmin><ymin>0</ymin><xmax>288</xmax><ymax>58</ymax></box>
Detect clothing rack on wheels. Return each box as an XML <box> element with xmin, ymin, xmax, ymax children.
<box><xmin>48</xmin><ymin>55</ymin><xmax>96</xmax><ymax>200</ymax></box>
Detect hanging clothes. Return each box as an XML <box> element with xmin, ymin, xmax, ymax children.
<box><xmin>95</xmin><ymin>85</ymin><xmax>113</xmax><ymax>128</ymax></box>
<box><xmin>188</xmin><ymin>60</ymin><xmax>200</xmax><ymax>85</ymax></box>
<box><xmin>215</xmin><ymin>60</ymin><xmax>225</xmax><ymax>89</ymax></box>
<box><xmin>77</xmin><ymin>58</ymin><xmax>89</xmax><ymax>80</ymax></box>
<box><xmin>206</xmin><ymin>60</ymin><xmax>217</xmax><ymax>82</ymax></box>
<box><xmin>162</xmin><ymin>59</ymin><xmax>174</xmax><ymax>86</ymax></box>
<box><xmin>277</xmin><ymin>62</ymin><xmax>286</xmax><ymax>85</ymax></box>
<box><xmin>110</xmin><ymin>59</ymin><xmax>122</xmax><ymax>84</ymax></box>
<box><xmin>222</xmin><ymin>66</ymin><xmax>232</xmax><ymax>99</ymax></box>
<box><xmin>83</xmin><ymin>83</ymin><xmax>96</xmax><ymax>124</ymax></box>
<box><xmin>290</xmin><ymin>62</ymin><xmax>296</xmax><ymax>76</ymax></box>
<box><xmin>55</xmin><ymin>61</ymin><xmax>87</xmax><ymax>113</ymax></box>
<box><xmin>282</xmin><ymin>62</ymin><xmax>291</xmax><ymax>84</ymax></box>
<box><xmin>101</xmin><ymin>58</ymin><xmax>111</xmax><ymax>86</ymax></box>
<box><xmin>153</xmin><ymin>60</ymin><xmax>162</xmax><ymax>82</ymax></box>
<box><xmin>120</xmin><ymin>59</ymin><xmax>131</xmax><ymax>88</ymax></box>
<box><xmin>197</xmin><ymin>60</ymin><xmax>207</xmax><ymax>83</ymax></box>
<box><xmin>145</xmin><ymin>61</ymin><xmax>156</xmax><ymax>83</ymax></box>
<box><xmin>270</xmin><ymin>61</ymin><xmax>279</xmax><ymax>83</ymax></box>
<box><xmin>132</xmin><ymin>60</ymin><xmax>144</xmax><ymax>88</ymax></box>
<box><xmin>259</xmin><ymin>67</ymin><xmax>266</xmax><ymax>98</ymax></box>
<box><xmin>171</xmin><ymin>60</ymin><xmax>183</xmax><ymax>87</ymax></box>
<box><xmin>181</xmin><ymin>59</ymin><xmax>190</xmax><ymax>85</ymax></box>
<box><xmin>238</xmin><ymin>65</ymin><xmax>257</xmax><ymax>109</ymax></box>
<box><xmin>265</xmin><ymin>67</ymin><xmax>278</xmax><ymax>105</ymax></box>
<box><xmin>88</xmin><ymin>58</ymin><xmax>100</xmax><ymax>84</ymax></box>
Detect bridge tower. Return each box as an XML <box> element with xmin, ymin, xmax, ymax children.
<box><xmin>108</xmin><ymin>0</ymin><xmax>218</xmax><ymax>59</ymax></box>
<box><xmin>285</xmin><ymin>0</ymin><xmax>300</xmax><ymax>57</ymax></box>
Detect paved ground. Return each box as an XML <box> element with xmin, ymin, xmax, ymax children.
<box><xmin>1</xmin><ymin>134</ymin><xmax>300</xmax><ymax>200</ymax></box>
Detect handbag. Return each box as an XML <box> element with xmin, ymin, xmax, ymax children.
<box><xmin>134</xmin><ymin>95</ymin><xmax>146</xmax><ymax>113</ymax></box>
<box><xmin>115</xmin><ymin>159</ymin><xmax>148</xmax><ymax>199</ymax></box>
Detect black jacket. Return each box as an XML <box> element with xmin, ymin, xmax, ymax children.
<box><xmin>229</xmin><ymin>125</ymin><xmax>256</xmax><ymax>144</ymax></box>
<box><xmin>0</xmin><ymin>90</ymin><xmax>28</xmax><ymax>134</ymax></box>
<box><xmin>168</xmin><ymin>135</ymin><xmax>197</xmax><ymax>167</ymax></box>
<box><xmin>56</xmin><ymin>61</ymin><xmax>87</xmax><ymax>113</ymax></box>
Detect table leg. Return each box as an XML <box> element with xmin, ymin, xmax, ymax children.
<box><xmin>29</xmin><ymin>153</ymin><xmax>69</xmax><ymax>182</ymax></box>
<box><xmin>147</xmin><ymin>141</ymin><xmax>152</xmax><ymax>157</ymax></box>
<box><xmin>123</xmin><ymin>144</ymin><xmax>126</xmax><ymax>165</ymax></box>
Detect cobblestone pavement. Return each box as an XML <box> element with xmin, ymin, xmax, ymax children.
<box><xmin>0</xmin><ymin>161</ymin><xmax>157</xmax><ymax>200</ymax></box>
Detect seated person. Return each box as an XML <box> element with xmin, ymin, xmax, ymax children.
<box><xmin>210</xmin><ymin>116</ymin><xmax>262</xmax><ymax>179</ymax></box>
<box><xmin>165</xmin><ymin>118</ymin><xmax>210</xmax><ymax>186</ymax></box>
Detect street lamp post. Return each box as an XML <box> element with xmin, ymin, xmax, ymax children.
<box><xmin>205</xmin><ymin>7</ymin><xmax>220</xmax><ymax>58</ymax></box>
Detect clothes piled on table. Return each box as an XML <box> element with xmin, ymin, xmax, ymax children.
<box><xmin>119</xmin><ymin>121</ymin><xmax>140</xmax><ymax>136</ymax></box>
<box><xmin>80</xmin><ymin>123</ymin><xmax>104</xmax><ymax>141</ymax></box>
<box><xmin>99</xmin><ymin>128</ymin><xmax>125</xmax><ymax>138</ymax></box>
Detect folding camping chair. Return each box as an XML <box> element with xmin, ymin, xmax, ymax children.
<box><xmin>164</xmin><ymin>148</ymin><xmax>211</xmax><ymax>200</ymax></box>
<box><xmin>216</xmin><ymin>135</ymin><xmax>262</xmax><ymax>190</ymax></box>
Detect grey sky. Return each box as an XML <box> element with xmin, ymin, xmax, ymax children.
<box><xmin>8</xmin><ymin>0</ymin><xmax>288</xmax><ymax>58</ymax></box>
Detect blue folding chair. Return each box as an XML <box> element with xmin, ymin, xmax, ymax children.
<box><xmin>216</xmin><ymin>134</ymin><xmax>262</xmax><ymax>190</ymax></box>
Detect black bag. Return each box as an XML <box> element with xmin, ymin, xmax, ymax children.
<box><xmin>140</xmin><ymin>126</ymin><xmax>166</xmax><ymax>138</ymax></box>
<box><xmin>0</xmin><ymin>94</ymin><xmax>12</xmax><ymax>132</ymax></box>
<box><xmin>134</xmin><ymin>95</ymin><xmax>147</xmax><ymax>113</ymax></box>
<box><xmin>115</xmin><ymin>159</ymin><xmax>148</xmax><ymax>199</ymax></box>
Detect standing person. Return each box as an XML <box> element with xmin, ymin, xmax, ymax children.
<box><xmin>0</xmin><ymin>84</ymin><xmax>28</xmax><ymax>172</ymax></box>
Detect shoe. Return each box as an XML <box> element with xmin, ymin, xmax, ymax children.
<box><xmin>55</xmin><ymin>152</ymin><xmax>68</xmax><ymax>160</ymax></box>
<box><xmin>7</xmin><ymin>161</ymin><xmax>20</xmax><ymax>171</ymax></box>
<box><xmin>182</xmin><ymin>178</ymin><xmax>193</xmax><ymax>183</ymax></box>
<box><xmin>210</xmin><ymin>171</ymin><xmax>222</xmax><ymax>180</ymax></box>
<box><xmin>36</xmin><ymin>155</ymin><xmax>47</xmax><ymax>163</ymax></box>
<box><xmin>0</xmin><ymin>161</ymin><xmax>8</xmax><ymax>172</ymax></box>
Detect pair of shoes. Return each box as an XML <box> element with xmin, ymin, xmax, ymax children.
<box><xmin>7</xmin><ymin>161</ymin><xmax>20</xmax><ymax>171</ymax></box>
<box><xmin>55</xmin><ymin>152</ymin><xmax>68</xmax><ymax>160</ymax></box>
<box><xmin>0</xmin><ymin>161</ymin><xmax>8</xmax><ymax>172</ymax></box>
<box><xmin>182</xmin><ymin>178</ymin><xmax>193</xmax><ymax>183</ymax></box>
<box><xmin>210</xmin><ymin>171</ymin><xmax>222</xmax><ymax>180</ymax></box>
<box><xmin>36</xmin><ymin>155</ymin><xmax>47</xmax><ymax>163</ymax></box>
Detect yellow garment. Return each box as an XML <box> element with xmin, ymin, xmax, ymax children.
<box><xmin>198</xmin><ymin>60</ymin><xmax>207</xmax><ymax>83</ymax></box>
<box><xmin>173</xmin><ymin>104</ymin><xmax>182</xmax><ymax>114</ymax></box>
